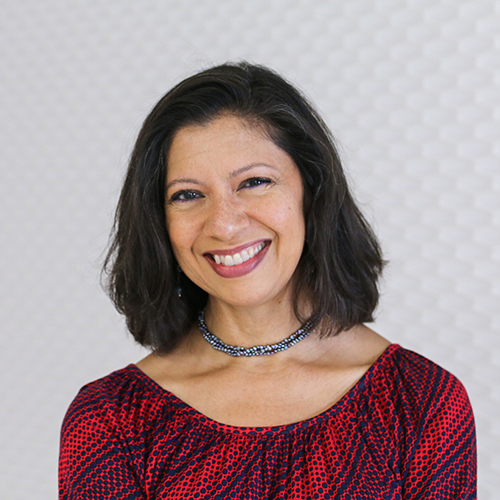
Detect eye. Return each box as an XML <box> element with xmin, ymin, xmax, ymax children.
<box><xmin>238</xmin><ymin>177</ymin><xmax>272</xmax><ymax>189</ymax></box>
<box><xmin>169</xmin><ymin>189</ymin><xmax>203</xmax><ymax>203</ymax></box>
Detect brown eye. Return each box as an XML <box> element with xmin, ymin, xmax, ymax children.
<box><xmin>170</xmin><ymin>190</ymin><xmax>203</xmax><ymax>202</ymax></box>
<box><xmin>239</xmin><ymin>177</ymin><xmax>272</xmax><ymax>189</ymax></box>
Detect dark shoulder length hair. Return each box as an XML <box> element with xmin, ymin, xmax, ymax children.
<box><xmin>103</xmin><ymin>61</ymin><xmax>385</xmax><ymax>353</ymax></box>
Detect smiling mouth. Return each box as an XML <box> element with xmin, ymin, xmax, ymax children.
<box><xmin>206</xmin><ymin>241</ymin><xmax>268</xmax><ymax>267</ymax></box>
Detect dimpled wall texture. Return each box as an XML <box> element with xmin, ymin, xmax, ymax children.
<box><xmin>0</xmin><ymin>0</ymin><xmax>498</xmax><ymax>498</ymax></box>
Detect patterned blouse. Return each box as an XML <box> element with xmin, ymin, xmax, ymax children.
<box><xmin>59</xmin><ymin>344</ymin><xmax>476</xmax><ymax>499</ymax></box>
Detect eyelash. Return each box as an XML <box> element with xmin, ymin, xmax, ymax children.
<box><xmin>168</xmin><ymin>177</ymin><xmax>272</xmax><ymax>203</ymax></box>
<box><xmin>169</xmin><ymin>190</ymin><xmax>202</xmax><ymax>203</ymax></box>
<box><xmin>239</xmin><ymin>177</ymin><xmax>272</xmax><ymax>189</ymax></box>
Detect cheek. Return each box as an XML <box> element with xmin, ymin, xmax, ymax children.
<box><xmin>264</xmin><ymin>197</ymin><xmax>305</xmax><ymax>245</ymax></box>
<box><xmin>165</xmin><ymin>215</ymin><xmax>190</xmax><ymax>261</ymax></box>
<box><xmin>286</xmin><ymin>200</ymin><xmax>306</xmax><ymax>255</ymax></box>
<box><xmin>166</xmin><ymin>212</ymin><xmax>207</xmax><ymax>275</ymax></box>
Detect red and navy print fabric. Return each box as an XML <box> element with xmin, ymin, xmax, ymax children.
<box><xmin>59</xmin><ymin>344</ymin><xmax>477</xmax><ymax>499</ymax></box>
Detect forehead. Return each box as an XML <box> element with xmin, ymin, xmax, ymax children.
<box><xmin>166</xmin><ymin>115</ymin><xmax>292</xmax><ymax>179</ymax></box>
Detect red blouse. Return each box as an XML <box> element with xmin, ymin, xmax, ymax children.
<box><xmin>59</xmin><ymin>344</ymin><xmax>476</xmax><ymax>499</ymax></box>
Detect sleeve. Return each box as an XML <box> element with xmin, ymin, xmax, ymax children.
<box><xmin>59</xmin><ymin>384</ymin><xmax>146</xmax><ymax>500</ymax></box>
<box><xmin>402</xmin><ymin>372</ymin><xmax>477</xmax><ymax>500</ymax></box>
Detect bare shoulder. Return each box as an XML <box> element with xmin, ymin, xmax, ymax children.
<box><xmin>135</xmin><ymin>348</ymin><xmax>189</xmax><ymax>384</ymax></box>
<box><xmin>304</xmin><ymin>323</ymin><xmax>392</xmax><ymax>371</ymax></box>
<box><xmin>344</xmin><ymin>324</ymin><xmax>392</xmax><ymax>365</ymax></box>
<box><xmin>135</xmin><ymin>352</ymin><xmax>165</xmax><ymax>378</ymax></box>
<box><xmin>135</xmin><ymin>327</ymin><xmax>210</xmax><ymax>385</ymax></box>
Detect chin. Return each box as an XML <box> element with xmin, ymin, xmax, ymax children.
<box><xmin>208</xmin><ymin>283</ymin><xmax>294</xmax><ymax>310</ymax></box>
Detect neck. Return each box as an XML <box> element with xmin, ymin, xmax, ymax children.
<box><xmin>203</xmin><ymin>297</ymin><xmax>311</xmax><ymax>350</ymax></box>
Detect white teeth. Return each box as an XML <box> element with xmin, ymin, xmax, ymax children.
<box><xmin>213</xmin><ymin>242</ymin><xmax>266</xmax><ymax>267</ymax></box>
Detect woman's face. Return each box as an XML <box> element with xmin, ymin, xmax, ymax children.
<box><xmin>165</xmin><ymin>115</ymin><xmax>305</xmax><ymax>309</ymax></box>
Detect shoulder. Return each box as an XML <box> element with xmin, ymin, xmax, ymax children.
<box><xmin>61</xmin><ymin>365</ymin><xmax>177</xmax><ymax>436</ymax></box>
<box><xmin>378</xmin><ymin>347</ymin><xmax>477</xmax><ymax>494</ymax></box>
<box><xmin>368</xmin><ymin>345</ymin><xmax>475</xmax><ymax>439</ymax></box>
<box><xmin>65</xmin><ymin>366</ymin><xmax>141</xmax><ymax>416</ymax></box>
<box><xmin>60</xmin><ymin>366</ymin><xmax>179</xmax><ymax>497</ymax></box>
<box><xmin>379</xmin><ymin>345</ymin><xmax>471</xmax><ymax>407</ymax></box>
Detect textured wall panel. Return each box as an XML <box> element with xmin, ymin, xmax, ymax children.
<box><xmin>0</xmin><ymin>0</ymin><xmax>498</xmax><ymax>498</ymax></box>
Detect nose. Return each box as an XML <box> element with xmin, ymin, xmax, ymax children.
<box><xmin>203</xmin><ymin>195</ymin><xmax>249</xmax><ymax>241</ymax></box>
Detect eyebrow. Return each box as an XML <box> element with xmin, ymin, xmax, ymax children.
<box><xmin>165</xmin><ymin>163</ymin><xmax>278</xmax><ymax>191</ymax></box>
<box><xmin>166</xmin><ymin>177</ymin><xmax>202</xmax><ymax>190</ymax></box>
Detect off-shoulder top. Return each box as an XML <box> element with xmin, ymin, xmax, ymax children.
<box><xmin>59</xmin><ymin>344</ymin><xmax>476</xmax><ymax>499</ymax></box>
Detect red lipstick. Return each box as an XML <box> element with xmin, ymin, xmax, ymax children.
<box><xmin>204</xmin><ymin>240</ymin><xmax>270</xmax><ymax>278</ymax></box>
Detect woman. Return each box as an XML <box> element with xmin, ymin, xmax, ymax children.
<box><xmin>59</xmin><ymin>63</ymin><xmax>476</xmax><ymax>499</ymax></box>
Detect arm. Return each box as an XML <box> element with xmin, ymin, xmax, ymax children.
<box><xmin>402</xmin><ymin>374</ymin><xmax>477</xmax><ymax>500</ymax></box>
<box><xmin>59</xmin><ymin>385</ymin><xmax>146</xmax><ymax>500</ymax></box>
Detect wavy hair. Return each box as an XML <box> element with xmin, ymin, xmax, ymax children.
<box><xmin>103</xmin><ymin>62</ymin><xmax>385</xmax><ymax>352</ymax></box>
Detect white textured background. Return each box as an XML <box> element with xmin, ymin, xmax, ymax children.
<box><xmin>1</xmin><ymin>1</ymin><xmax>498</xmax><ymax>498</ymax></box>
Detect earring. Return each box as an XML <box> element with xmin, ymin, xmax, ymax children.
<box><xmin>176</xmin><ymin>265</ymin><xmax>183</xmax><ymax>298</ymax></box>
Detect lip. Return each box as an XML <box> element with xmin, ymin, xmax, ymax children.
<box><xmin>203</xmin><ymin>239</ymin><xmax>271</xmax><ymax>278</ymax></box>
<box><xmin>203</xmin><ymin>239</ymin><xmax>269</xmax><ymax>257</ymax></box>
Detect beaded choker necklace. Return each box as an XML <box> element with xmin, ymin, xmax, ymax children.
<box><xmin>197</xmin><ymin>309</ymin><xmax>318</xmax><ymax>357</ymax></box>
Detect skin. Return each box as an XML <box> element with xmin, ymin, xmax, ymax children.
<box><xmin>137</xmin><ymin>115</ymin><xmax>391</xmax><ymax>427</ymax></box>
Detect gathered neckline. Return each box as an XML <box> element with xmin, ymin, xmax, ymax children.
<box><xmin>127</xmin><ymin>343</ymin><xmax>400</xmax><ymax>436</ymax></box>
